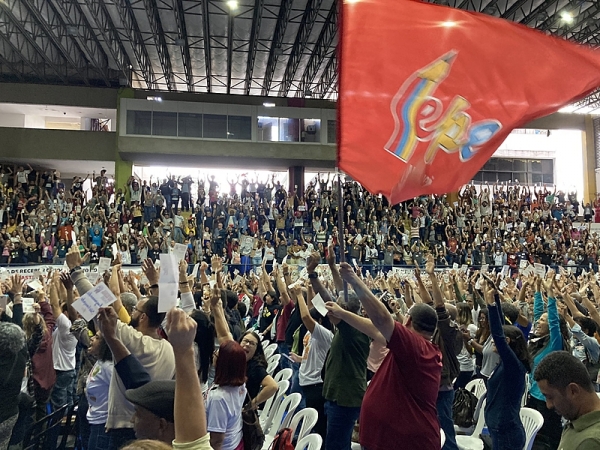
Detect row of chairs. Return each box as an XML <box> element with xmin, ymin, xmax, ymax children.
<box><xmin>258</xmin><ymin>336</ymin><xmax>322</xmax><ymax>449</ymax></box>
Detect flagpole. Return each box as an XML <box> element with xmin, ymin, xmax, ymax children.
<box><xmin>335</xmin><ymin>170</ymin><xmax>349</xmax><ymax>304</ymax></box>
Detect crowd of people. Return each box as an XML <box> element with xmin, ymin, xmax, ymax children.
<box><xmin>2</xmin><ymin>164</ymin><xmax>600</xmax><ymax>276</ymax></box>
<box><xmin>1</xmin><ymin>163</ymin><xmax>600</xmax><ymax>450</ymax></box>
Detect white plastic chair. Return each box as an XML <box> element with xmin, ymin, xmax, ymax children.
<box><xmin>441</xmin><ymin>428</ymin><xmax>446</xmax><ymax>448</ymax></box>
<box><xmin>267</xmin><ymin>354</ymin><xmax>281</xmax><ymax>375</ymax></box>
<box><xmin>264</xmin><ymin>393</ymin><xmax>302</xmax><ymax>438</ymax></box>
<box><xmin>264</xmin><ymin>343</ymin><xmax>278</xmax><ymax>359</ymax></box>
<box><xmin>295</xmin><ymin>433</ymin><xmax>323</xmax><ymax>450</ymax></box>
<box><xmin>465</xmin><ymin>378</ymin><xmax>487</xmax><ymax>399</ymax></box>
<box><xmin>289</xmin><ymin>407</ymin><xmax>319</xmax><ymax>442</ymax></box>
<box><xmin>456</xmin><ymin>399</ymin><xmax>486</xmax><ymax>450</ymax></box>
<box><xmin>259</xmin><ymin>380</ymin><xmax>289</xmax><ymax>427</ymax></box>
<box><xmin>520</xmin><ymin>407</ymin><xmax>544</xmax><ymax>450</ymax></box>
<box><xmin>274</xmin><ymin>368</ymin><xmax>293</xmax><ymax>383</ymax></box>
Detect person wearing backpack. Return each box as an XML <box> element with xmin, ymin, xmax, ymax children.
<box><xmin>482</xmin><ymin>277</ymin><xmax>531</xmax><ymax>450</ymax></box>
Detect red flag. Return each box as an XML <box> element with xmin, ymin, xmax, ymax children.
<box><xmin>338</xmin><ymin>0</ymin><xmax>600</xmax><ymax>203</ymax></box>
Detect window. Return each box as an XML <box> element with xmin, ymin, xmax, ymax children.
<box><xmin>473</xmin><ymin>157</ymin><xmax>554</xmax><ymax>186</ymax></box>
<box><xmin>300</xmin><ymin>119</ymin><xmax>321</xmax><ymax>143</ymax></box>
<box><xmin>327</xmin><ymin>120</ymin><xmax>336</xmax><ymax>144</ymax></box>
<box><xmin>258</xmin><ymin>117</ymin><xmax>279</xmax><ymax>142</ymax></box>
<box><xmin>279</xmin><ymin>118</ymin><xmax>300</xmax><ymax>142</ymax></box>
<box><xmin>152</xmin><ymin>112</ymin><xmax>177</xmax><ymax>136</ymax></box>
<box><xmin>126</xmin><ymin>110</ymin><xmax>152</xmax><ymax>135</ymax></box>
<box><xmin>203</xmin><ymin>114</ymin><xmax>227</xmax><ymax>139</ymax></box>
<box><xmin>178</xmin><ymin>113</ymin><xmax>202</xmax><ymax>138</ymax></box>
<box><xmin>227</xmin><ymin>116</ymin><xmax>251</xmax><ymax>140</ymax></box>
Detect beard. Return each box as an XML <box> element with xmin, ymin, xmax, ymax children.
<box><xmin>129</xmin><ymin>316</ymin><xmax>140</xmax><ymax>329</ymax></box>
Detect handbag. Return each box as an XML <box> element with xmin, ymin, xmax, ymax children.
<box><xmin>242</xmin><ymin>393</ymin><xmax>265</xmax><ymax>450</ymax></box>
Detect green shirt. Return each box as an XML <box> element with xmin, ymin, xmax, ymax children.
<box><xmin>559</xmin><ymin>410</ymin><xmax>600</xmax><ymax>450</ymax></box>
<box><xmin>322</xmin><ymin>320</ymin><xmax>370</xmax><ymax>407</ymax></box>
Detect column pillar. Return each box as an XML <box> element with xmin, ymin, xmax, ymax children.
<box><xmin>288</xmin><ymin>166</ymin><xmax>305</xmax><ymax>197</ymax></box>
<box><xmin>582</xmin><ymin>115</ymin><xmax>597</xmax><ymax>204</ymax></box>
<box><xmin>114</xmin><ymin>87</ymin><xmax>135</xmax><ymax>194</ymax></box>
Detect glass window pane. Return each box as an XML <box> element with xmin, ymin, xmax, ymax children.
<box><xmin>483</xmin><ymin>159</ymin><xmax>497</xmax><ymax>171</ymax></box>
<box><xmin>152</xmin><ymin>112</ymin><xmax>177</xmax><ymax>136</ymax></box>
<box><xmin>126</xmin><ymin>110</ymin><xmax>152</xmax><ymax>135</ymax></box>
<box><xmin>513</xmin><ymin>160</ymin><xmax>526</xmax><ymax>172</ymax></box>
<box><xmin>541</xmin><ymin>159</ymin><xmax>553</xmax><ymax>173</ymax></box>
<box><xmin>498</xmin><ymin>159</ymin><xmax>512</xmax><ymax>171</ymax></box>
<box><xmin>531</xmin><ymin>161</ymin><xmax>542</xmax><ymax>172</ymax></box>
<box><xmin>498</xmin><ymin>172</ymin><xmax>512</xmax><ymax>182</ymax></box>
<box><xmin>279</xmin><ymin>118</ymin><xmax>300</xmax><ymax>142</ymax></box>
<box><xmin>532</xmin><ymin>173</ymin><xmax>542</xmax><ymax>184</ymax></box>
<box><xmin>203</xmin><ymin>114</ymin><xmax>227</xmax><ymax>139</ymax></box>
<box><xmin>178</xmin><ymin>113</ymin><xmax>202</xmax><ymax>138</ymax></box>
<box><xmin>472</xmin><ymin>172</ymin><xmax>484</xmax><ymax>183</ymax></box>
<box><xmin>258</xmin><ymin>116</ymin><xmax>279</xmax><ymax>142</ymax></box>
<box><xmin>228</xmin><ymin>116</ymin><xmax>251</xmax><ymax>140</ymax></box>
<box><xmin>327</xmin><ymin>120</ymin><xmax>336</xmax><ymax>144</ymax></box>
<box><xmin>482</xmin><ymin>172</ymin><xmax>497</xmax><ymax>183</ymax></box>
<box><xmin>543</xmin><ymin>173</ymin><xmax>554</xmax><ymax>184</ymax></box>
<box><xmin>300</xmin><ymin>119</ymin><xmax>321</xmax><ymax>142</ymax></box>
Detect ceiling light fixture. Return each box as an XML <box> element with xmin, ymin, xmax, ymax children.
<box><xmin>226</xmin><ymin>0</ymin><xmax>238</xmax><ymax>10</ymax></box>
<box><xmin>560</xmin><ymin>11</ymin><xmax>574</xmax><ymax>23</ymax></box>
<box><xmin>263</xmin><ymin>102</ymin><xmax>276</xmax><ymax>107</ymax></box>
<box><xmin>147</xmin><ymin>96</ymin><xmax>162</xmax><ymax>102</ymax></box>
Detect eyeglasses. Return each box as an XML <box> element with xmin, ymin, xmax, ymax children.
<box><xmin>241</xmin><ymin>338</ymin><xmax>258</xmax><ymax>347</ymax></box>
<box><xmin>132</xmin><ymin>305</ymin><xmax>145</xmax><ymax>314</ymax></box>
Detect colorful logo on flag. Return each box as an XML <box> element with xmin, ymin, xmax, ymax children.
<box><xmin>384</xmin><ymin>51</ymin><xmax>502</xmax><ymax>166</ymax></box>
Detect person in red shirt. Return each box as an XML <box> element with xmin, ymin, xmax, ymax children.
<box><xmin>327</xmin><ymin>263</ymin><xmax>443</xmax><ymax>450</ymax></box>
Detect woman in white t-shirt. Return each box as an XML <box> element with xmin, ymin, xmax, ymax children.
<box><xmin>205</xmin><ymin>340</ymin><xmax>247</xmax><ymax>450</ymax></box>
<box><xmin>288</xmin><ymin>286</ymin><xmax>334</xmax><ymax>441</ymax></box>
<box><xmin>86</xmin><ymin>331</ymin><xmax>114</xmax><ymax>450</ymax></box>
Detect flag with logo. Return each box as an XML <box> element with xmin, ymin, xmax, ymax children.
<box><xmin>338</xmin><ymin>0</ymin><xmax>600</xmax><ymax>203</ymax></box>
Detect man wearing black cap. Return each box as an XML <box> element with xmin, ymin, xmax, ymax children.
<box><xmin>334</xmin><ymin>262</ymin><xmax>443</xmax><ymax>450</ymax></box>
<box><xmin>125</xmin><ymin>381</ymin><xmax>175</xmax><ymax>444</ymax></box>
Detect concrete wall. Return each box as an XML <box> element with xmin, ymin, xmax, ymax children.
<box><xmin>118</xmin><ymin>135</ymin><xmax>336</xmax><ymax>170</ymax></box>
<box><xmin>0</xmin><ymin>113</ymin><xmax>24</xmax><ymax>127</ymax></box>
<box><xmin>0</xmin><ymin>83</ymin><xmax>118</xmax><ymax>109</ymax></box>
<box><xmin>0</xmin><ymin>127</ymin><xmax>116</xmax><ymax>161</ymax></box>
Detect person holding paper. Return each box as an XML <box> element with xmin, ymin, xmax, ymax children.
<box><xmin>307</xmin><ymin>256</ymin><xmax>369</xmax><ymax>450</ymax></box>
<box><xmin>288</xmin><ymin>284</ymin><xmax>333</xmax><ymax>442</ymax></box>
<box><xmin>65</xmin><ymin>247</ymin><xmax>176</xmax><ymax>450</ymax></box>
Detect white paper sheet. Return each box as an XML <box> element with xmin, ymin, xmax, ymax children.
<box><xmin>158</xmin><ymin>253</ymin><xmax>178</xmax><ymax>313</ymax></box>
<box><xmin>311</xmin><ymin>293</ymin><xmax>328</xmax><ymax>317</ymax></box>
<box><xmin>71</xmin><ymin>283</ymin><xmax>117</xmax><ymax>321</ymax></box>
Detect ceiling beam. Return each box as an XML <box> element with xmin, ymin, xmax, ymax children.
<box><xmin>18</xmin><ymin>0</ymin><xmax>92</xmax><ymax>85</ymax></box>
<box><xmin>82</xmin><ymin>0</ymin><xmax>132</xmax><ymax>87</ymax></box>
<box><xmin>261</xmin><ymin>0</ymin><xmax>293</xmax><ymax>96</ymax></box>
<box><xmin>141</xmin><ymin>0</ymin><xmax>175</xmax><ymax>90</ymax></box>
<box><xmin>44</xmin><ymin>0</ymin><xmax>113</xmax><ymax>86</ymax></box>
<box><xmin>172</xmin><ymin>0</ymin><xmax>194</xmax><ymax>91</ymax></box>
<box><xmin>295</xmin><ymin>0</ymin><xmax>337</xmax><ymax>98</ymax></box>
<box><xmin>244</xmin><ymin>0</ymin><xmax>265</xmax><ymax>95</ymax></box>
<box><xmin>0</xmin><ymin>44</ymin><xmax>24</xmax><ymax>81</ymax></box>
<box><xmin>0</xmin><ymin>29</ymin><xmax>44</xmax><ymax>80</ymax></box>
<box><xmin>315</xmin><ymin>51</ymin><xmax>337</xmax><ymax>99</ymax></box>
<box><xmin>227</xmin><ymin>13</ymin><xmax>234</xmax><ymax>94</ymax></box>
<box><xmin>202</xmin><ymin>0</ymin><xmax>212</xmax><ymax>92</ymax></box>
<box><xmin>113</xmin><ymin>0</ymin><xmax>157</xmax><ymax>90</ymax></box>
<box><xmin>0</xmin><ymin>1</ymin><xmax>69</xmax><ymax>83</ymax></box>
<box><xmin>279</xmin><ymin>0</ymin><xmax>324</xmax><ymax>96</ymax></box>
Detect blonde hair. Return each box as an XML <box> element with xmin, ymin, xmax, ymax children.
<box><xmin>22</xmin><ymin>313</ymin><xmax>47</xmax><ymax>339</ymax></box>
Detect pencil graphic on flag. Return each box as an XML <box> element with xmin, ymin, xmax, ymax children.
<box><xmin>384</xmin><ymin>51</ymin><xmax>456</xmax><ymax>163</ymax></box>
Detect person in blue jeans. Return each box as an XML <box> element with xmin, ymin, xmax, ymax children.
<box><xmin>482</xmin><ymin>277</ymin><xmax>531</xmax><ymax>449</ymax></box>
<box><xmin>307</xmin><ymin>256</ymin><xmax>369</xmax><ymax>450</ymax></box>
<box><xmin>419</xmin><ymin>257</ymin><xmax>462</xmax><ymax>450</ymax></box>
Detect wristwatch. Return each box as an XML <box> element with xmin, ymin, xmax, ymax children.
<box><xmin>308</xmin><ymin>272</ymin><xmax>318</xmax><ymax>279</ymax></box>
<box><xmin>69</xmin><ymin>265</ymin><xmax>81</xmax><ymax>274</ymax></box>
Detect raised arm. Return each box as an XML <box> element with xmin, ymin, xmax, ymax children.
<box><xmin>424</xmin><ymin>255</ymin><xmax>444</xmax><ymax>308</ymax></box>
<box><xmin>166</xmin><ymin>308</ymin><xmax>209</xmax><ymax>446</ymax></box>
<box><xmin>325</xmin><ymin>300</ymin><xmax>387</xmax><ymax>345</ymax></box>
<box><xmin>339</xmin><ymin>262</ymin><xmax>394</xmax><ymax>342</ymax></box>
